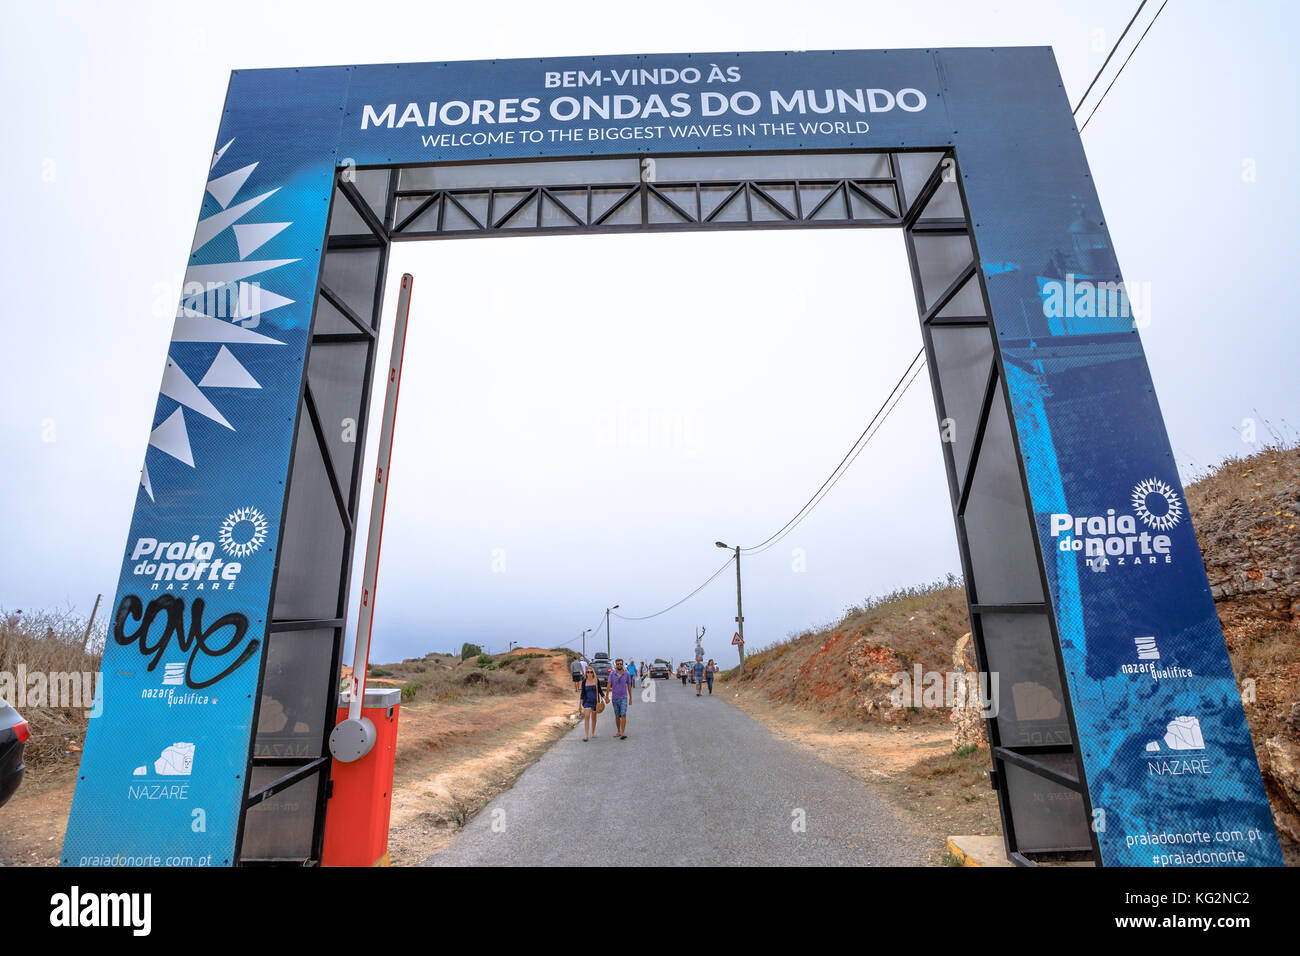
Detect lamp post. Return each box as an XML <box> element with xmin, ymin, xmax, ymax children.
<box><xmin>581</xmin><ymin>628</ymin><xmax>592</xmax><ymax>659</ymax></box>
<box><xmin>715</xmin><ymin>542</ymin><xmax>744</xmax><ymax>673</ymax></box>
<box><xmin>605</xmin><ymin>605</ymin><xmax>619</xmax><ymax>657</ymax></box>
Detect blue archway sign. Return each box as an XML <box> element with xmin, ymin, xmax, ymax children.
<box><xmin>63</xmin><ymin>48</ymin><xmax>1282</xmax><ymax>867</ymax></box>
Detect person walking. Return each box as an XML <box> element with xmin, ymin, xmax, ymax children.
<box><xmin>704</xmin><ymin>659</ymin><xmax>716</xmax><ymax>695</ymax></box>
<box><xmin>693</xmin><ymin>658</ymin><xmax>705</xmax><ymax>696</ymax></box>
<box><xmin>679</xmin><ymin>663</ymin><xmax>688</xmax><ymax>686</ymax></box>
<box><xmin>627</xmin><ymin>660</ymin><xmax>637</xmax><ymax>687</ymax></box>
<box><xmin>578</xmin><ymin>665</ymin><xmax>606</xmax><ymax>741</ymax></box>
<box><xmin>607</xmin><ymin>658</ymin><xmax>633</xmax><ymax>739</ymax></box>
<box><xmin>570</xmin><ymin>655</ymin><xmax>585</xmax><ymax>686</ymax></box>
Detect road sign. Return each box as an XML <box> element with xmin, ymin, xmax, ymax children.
<box><xmin>732</xmin><ymin>632</ymin><xmax>743</xmax><ymax>645</ymax></box>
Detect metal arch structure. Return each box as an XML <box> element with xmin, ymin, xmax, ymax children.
<box><xmin>64</xmin><ymin>48</ymin><xmax>1282</xmax><ymax>868</ymax></box>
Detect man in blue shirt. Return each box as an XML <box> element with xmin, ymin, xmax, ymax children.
<box><xmin>693</xmin><ymin>659</ymin><xmax>705</xmax><ymax>696</ymax></box>
<box><xmin>607</xmin><ymin>658</ymin><xmax>633</xmax><ymax>739</ymax></box>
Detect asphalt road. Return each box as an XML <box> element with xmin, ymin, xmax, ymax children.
<box><xmin>423</xmin><ymin>675</ymin><xmax>932</xmax><ymax>866</ymax></box>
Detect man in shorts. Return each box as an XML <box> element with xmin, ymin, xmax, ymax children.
<box><xmin>607</xmin><ymin>658</ymin><xmax>633</xmax><ymax>739</ymax></box>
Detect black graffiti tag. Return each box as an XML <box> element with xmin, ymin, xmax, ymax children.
<box><xmin>114</xmin><ymin>594</ymin><xmax>261</xmax><ymax>690</ymax></box>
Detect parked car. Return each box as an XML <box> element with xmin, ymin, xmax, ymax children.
<box><xmin>0</xmin><ymin>695</ymin><xmax>29</xmax><ymax>809</ymax></box>
<box><xmin>591</xmin><ymin>652</ymin><xmax>612</xmax><ymax>682</ymax></box>
<box><xmin>649</xmin><ymin>661</ymin><xmax>671</xmax><ymax>679</ymax></box>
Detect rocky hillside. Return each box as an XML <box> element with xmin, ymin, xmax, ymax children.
<box><xmin>1187</xmin><ymin>447</ymin><xmax>1299</xmax><ymax>853</ymax></box>
<box><xmin>723</xmin><ymin>445</ymin><xmax>1300</xmax><ymax>860</ymax></box>
<box><xmin>720</xmin><ymin>576</ymin><xmax>968</xmax><ymax>725</ymax></box>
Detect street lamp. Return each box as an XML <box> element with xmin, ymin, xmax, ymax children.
<box><xmin>581</xmin><ymin>628</ymin><xmax>592</xmax><ymax>659</ymax></box>
<box><xmin>605</xmin><ymin>605</ymin><xmax>619</xmax><ymax>657</ymax></box>
<box><xmin>715</xmin><ymin>541</ymin><xmax>745</xmax><ymax>673</ymax></box>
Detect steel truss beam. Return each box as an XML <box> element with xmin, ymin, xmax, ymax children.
<box><xmin>250</xmin><ymin>149</ymin><xmax>1095</xmax><ymax>866</ymax></box>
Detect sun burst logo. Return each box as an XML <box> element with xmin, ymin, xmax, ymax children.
<box><xmin>219</xmin><ymin>507</ymin><xmax>268</xmax><ymax>557</ymax></box>
<box><xmin>1131</xmin><ymin>478</ymin><xmax>1183</xmax><ymax>532</ymax></box>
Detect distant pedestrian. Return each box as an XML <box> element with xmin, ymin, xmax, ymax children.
<box><xmin>627</xmin><ymin>660</ymin><xmax>637</xmax><ymax>686</ymax></box>
<box><xmin>578</xmin><ymin>665</ymin><xmax>606</xmax><ymax>741</ymax></box>
<box><xmin>607</xmin><ymin>658</ymin><xmax>633</xmax><ymax>739</ymax></box>
<box><xmin>693</xmin><ymin>659</ymin><xmax>705</xmax><ymax>696</ymax></box>
<box><xmin>705</xmin><ymin>659</ymin><xmax>716</xmax><ymax>695</ymax></box>
<box><xmin>679</xmin><ymin>663</ymin><xmax>687</xmax><ymax>686</ymax></box>
<box><xmin>570</xmin><ymin>656</ymin><xmax>585</xmax><ymax>686</ymax></box>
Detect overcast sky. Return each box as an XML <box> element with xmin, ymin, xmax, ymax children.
<box><xmin>1</xmin><ymin>1</ymin><xmax>1296</xmax><ymax>667</ymax></box>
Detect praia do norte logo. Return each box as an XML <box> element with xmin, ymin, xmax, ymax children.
<box><xmin>1050</xmin><ymin>477</ymin><xmax>1183</xmax><ymax>572</ymax></box>
<box><xmin>130</xmin><ymin>507</ymin><xmax>268</xmax><ymax>591</ymax></box>
<box><xmin>218</xmin><ymin>506</ymin><xmax>268</xmax><ymax>557</ymax></box>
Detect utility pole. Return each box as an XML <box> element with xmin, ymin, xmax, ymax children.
<box><xmin>605</xmin><ymin>605</ymin><xmax>619</xmax><ymax>657</ymax></box>
<box><xmin>81</xmin><ymin>593</ymin><xmax>102</xmax><ymax>654</ymax></box>
<box><xmin>715</xmin><ymin>542</ymin><xmax>745</xmax><ymax>673</ymax></box>
<box><xmin>581</xmin><ymin>628</ymin><xmax>592</xmax><ymax>659</ymax></box>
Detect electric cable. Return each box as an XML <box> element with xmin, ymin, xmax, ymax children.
<box><xmin>740</xmin><ymin>347</ymin><xmax>925</xmax><ymax>554</ymax></box>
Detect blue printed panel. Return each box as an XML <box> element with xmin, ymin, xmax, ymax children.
<box><xmin>936</xmin><ymin>47</ymin><xmax>1282</xmax><ymax>866</ymax></box>
<box><xmin>62</xmin><ymin>68</ymin><xmax>349</xmax><ymax>866</ymax></box>
<box><xmin>338</xmin><ymin>51</ymin><xmax>951</xmax><ymax>165</ymax></box>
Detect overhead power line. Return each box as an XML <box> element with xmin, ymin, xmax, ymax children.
<box><xmin>1079</xmin><ymin>0</ymin><xmax>1171</xmax><ymax>133</ymax></box>
<box><xmin>611</xmin><ymin>555</ymin><xmax>736</xmax><ymax>622</ymax></box>
<box><xmin>740</xmin><ymin>348</ymin><xmax>926</xmax><ymax>554</ymax></box>
<box><xmin>745</xmin><ymin>357</ymin><xmax>927</xmax><ymax>556</ymax></box>
<box><xmin>586</xmin><ymin>347</ymin><xmax>926</xmax><ymax>631</ymax></box>
<box><xmin>1072</xmin><ymin>0</ymin><xmax>1148</xmax><ymax>115</ymax></box>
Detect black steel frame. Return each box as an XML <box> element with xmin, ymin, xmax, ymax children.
<box><xmin>388</xmin><ymin>173</ymin><xmax>902</xmax><ymax>240</ymax></box>
<box><xmin>903</xmin><ymin>152</ymin><xmax>1099</xmax><ymax>867</ymax></box>
<box><xmin>237</xmin><ymin>147</ymin><xmax>1098</xmax><ymax>866</ymax></box>
<box><xmin>235</xmin><ymin>170</ymin><xmax>393</xmax><ymax>864</ymax></box>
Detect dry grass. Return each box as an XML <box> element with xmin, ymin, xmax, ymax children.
<box><xmin>356</xmin><ymin>650</ymin><xmax>552</xmax><ymax>705</ymax></box>
<box><xmin>720</xmin><ymin>575</ymin><xmax>970</xmax><ymax>727</ymax></box>
<box><xmin>0</xmin><ymin>606</ymin><xmax>106</xmax><ymax>773</ymax></box>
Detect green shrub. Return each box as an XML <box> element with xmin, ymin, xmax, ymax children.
<box><xmin>461</xmin><ymin>642</ymin><xmax>483</xmax><ymax>661</ymax></box>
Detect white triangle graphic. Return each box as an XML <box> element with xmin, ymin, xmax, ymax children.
<box><xmin>199</xmin><ymin>346</ymin><xmax>261</xmax><ymax>389</ymax></box>
<box><xmin>206</xmin><ymin>162</ymin><xmax>258</xmax><ymax>209</ymax></box>
<box><xmin>191</xmin><ymin>190</ymin><xmax>279</xmax><ymax>254</ymax></box>
<box><xmin>211</xmin><ymin>138</ymin><xmax>234</xmax><ymax>172</ymax></box>
<box><xmin>233</xmin><ymin>221</ymin><xmax>291</xmax><ymax>260</ymax></box>
<box><xmin>149</xmin><ymin>408</ymin><xmax>195</xmax><ymax>467</ymax></box>
<box><xmin>140</xmin><ymin>461</ymin><xmax>154</xmax><ymax>501</ymax></box>
<box><xmin>178</xmin><ymin>283</ymin><xmax>295</xmax><ymax>321</ymax></box>
<box><xmin>184</xmin><ymin>258</ymin><xmax>297</xmax><ymax>287</ymax></box>
<box><xmin>170</xmin><ymin>314</ymin><xmax>285</xmax><ymax>346</ymax></box>
<box><xmin>161</xmin><ymin>358</ymin><xmax>233</xmax><ymax>429</ymax></box>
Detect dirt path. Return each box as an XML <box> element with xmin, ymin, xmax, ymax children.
<box><xmin>720</xmin><ymin>682</ymin><xmax>1002</xmax><ymax>856</ymax></box>
<box><xmin>0</xmin><ymin>771</ymin><xmax>75</xmax><ymax>866</ymax></box>
<box><xmin>0</xmin><ymin>651</ymin><xmax>579</xmax><ymax>866</ymax></box>
<box><xmin>385</xmin><ymin>654</ymin><xmax>578</xmax><ymax>864</ymax></box>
